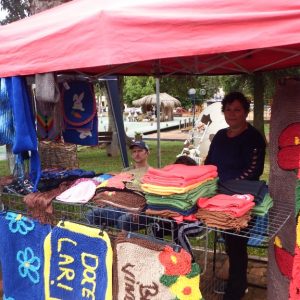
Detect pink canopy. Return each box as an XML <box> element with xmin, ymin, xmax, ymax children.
<box><xmin>1</xmin><ymin>0</ymin><xmax>300</xmax><ymax>76</ymax></box>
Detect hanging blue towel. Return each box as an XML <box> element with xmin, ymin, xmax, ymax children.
<box><xmin>5</xmin><ymin>77</ymin><xmax>41</xmax><ymax>191</ymax></box>
<box><xmin>0</xmin><ymin>78</ymin><xmax>14</xmax><ymax>145</ymax></box>
<box><xmin>44</xmin><ymin>220</ymin><xmax>112</xmax><ymax>300</ymax></box>
<box><xmin>61</xmin><ymin>80</ymin><xmax>98</xmax><ymax>145</ymax></box>
<box><xmin>0</xmin><ymin>211</ymin><xmax>51</xmax><ymax>300</ymax></box>
<box><xmin>63</xmin><ymin>113</ymin><xmax>98</xmax><ymax>145</ymax></box>
<box><xmin>62</xmin><ymin>80</ymin><xmax>96</xmax><ymax>127</ymax></box>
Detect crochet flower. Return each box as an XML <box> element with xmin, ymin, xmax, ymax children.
<box><xmin>159</xmin><ymin>246</ymin><xmax>191</xmax><ymax>276</ymax></box>
<box><xmin>5</xmin><ymin>212</ymin><xmax>34</xmax><ymax>235</ymax></box>
<box><xmin>169</xmin><ymin>275</ymin><xmax>202</xmax><ymax>300</ymax></box>
<box><xmin>17</xmin><ymin>247</ymin><xmax>40</xmax><ymax>284</ymax></box>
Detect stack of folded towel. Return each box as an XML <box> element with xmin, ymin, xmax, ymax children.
<box><xmin>141</xmin><ymin>164</ymin><xmax>218</xmax><ymax>220</ymax></box>
<box><xmin>196</xmin><ymin>194</ymin><xmax>255</xmax><ymax>231</ymax></box>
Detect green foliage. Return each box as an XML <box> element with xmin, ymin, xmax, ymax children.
<box><xmin>123</xmin><ymin>75</ymin><xmax>221</xmax><ymax>108</ymax></box>
<box><xmin>123</xmin><ymin>76</ymin><xmax>156</xmax><ymax>105</ymax></box>
<box><xmin>217</xmin><ymin>67</ymin><xmax>300</xmax><ymax>104</ymax></box>
<box><xmin>159</xmin><ymin>75</ymin><xmax>220</xmax><ymax>108</ymax></box>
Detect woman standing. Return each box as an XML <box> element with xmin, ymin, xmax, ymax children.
<box><xmin>205</xmin><ymin>92</ymin><xmax>266</xmax><ymax>300</ymax></box>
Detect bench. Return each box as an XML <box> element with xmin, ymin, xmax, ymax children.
<box><xmin>98</xmin><ymin>131</ymin><xmax>113</xmax><ymax>145</ymax></box>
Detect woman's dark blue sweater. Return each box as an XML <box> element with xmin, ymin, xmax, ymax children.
<box><xmin>205</xmin><ymin>124</ymin><xmax>266</xmax><ymax>182</ymax></box>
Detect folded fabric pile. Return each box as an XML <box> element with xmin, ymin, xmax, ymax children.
<box><xmin>24</xmin><ymin>180</ymin><xmax>75</xmax><ymax>224</ymax></box>
<box><xmin>217</xmin><ymin>179</ymin><xmax>268</xmax><ymax>205</ymax></box>
<box><xmin>196</xmin><ymin>194</ymin><xmax>255</xmax><ymax>231</ymax></box>
<box><xmin>141</xmin><ymin>164</ymin><xmax>218</xmax><ymax>219</ymax></box>
<box><xmin>37</xmin><ymin>168</ymin><xmax>96</xmax><ymax>192</ymax></box>
<box><xmin>56</xmin><ymin>178</ymin><xmax>98</xmax><ymax>203</ymax></box>
<box><xmin>97</xmin><ymin>172</ymin><xmax>133</xmax><ymax>190</ymax></box>
<box><xmin>92</xmin><ymin>187</ymin><xmax>146</xmax><ymax>213</ymax></box>
<box><xmin>217</xmin><ymin>179</ymin><xmax>273</xmax><ymax>243</ymax></box>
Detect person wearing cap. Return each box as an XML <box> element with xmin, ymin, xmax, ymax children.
<box><xmin>122</xmin><ymin>140</ymin><xmax>150</xmax><ymax>172</ymax></box>
<box><xmin>86</xmin><ymin>140</ymin><xmax>150</xmax><ymax>230</ymax></box>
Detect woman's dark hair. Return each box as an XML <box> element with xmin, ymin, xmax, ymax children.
<box><xmin>174</xmin><ymin>155</ymin><xmax>198</xmax><ymax>166</ymax></box>
<box><xmin>221</xmin><ymin>92</ymin><xmax>250</xmax><ymax>113</ymax></box>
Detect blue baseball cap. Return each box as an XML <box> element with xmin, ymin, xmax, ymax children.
<box><xmin>129</xmin><ymin>140</ymin><xmax>149</xmax><ymax>151</ymax></box>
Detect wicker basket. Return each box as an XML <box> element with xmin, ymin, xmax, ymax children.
<box><xmin>38</xmin><ymin>141</ymin><xmax>79</xmax><ymax>169</ymax></box>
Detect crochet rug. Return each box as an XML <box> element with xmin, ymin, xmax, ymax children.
<box><xmin>0</xmin><ymin>211</ymin><xmax>51</xmax><ymax>300</ymax></box>
<box><xmin>44</xmin><ymin>220</ymin><xmax>112</xmax><ymax>300</ymax></box>
<box><xmin>114</xmin><ymin>232</ymin><xmax>203</xmax><ymax>300</ymax></box>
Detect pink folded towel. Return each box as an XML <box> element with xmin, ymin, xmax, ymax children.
<box><xmin>142</xmin><ymin>164</ymin><xmax>218</xmax><ymax>187</ymax></box>
<box><xmin>197</xmin><ymin>194</ymin><xmax>255</xmax><ymax>217</ymax></box>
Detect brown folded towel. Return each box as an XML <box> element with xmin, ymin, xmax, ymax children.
<box><xmin>92</xmin><ymin>189</ymin><xmax>146</xmax><ymax>213</ymax></box>
<box><xmin>24</xmin><ymin>180</ymin><xmax>74</xmax><ymax>224</ymax></box>
<box><xmin>195</xmin><ymin>209</ymin><xmax>251</xmax><ymax>231</ymax></box>
<box><xmin>145</xmin><ymin>208</ymin><xmax>181</xmax><ymax>218</ymax></box>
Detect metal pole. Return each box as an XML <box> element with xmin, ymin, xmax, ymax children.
<box><xmin>156</xmin><ymin>78</ymin><xmax>161</xmax><ymax>168</ymax></box>
<box><xmin>192</xmin><ymin>95</ymin><xmax>196</xmax><ymax>127</ymax></box>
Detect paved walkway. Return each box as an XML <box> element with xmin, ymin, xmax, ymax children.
<box><xmin>196</xmin><ymin>251</ymin><xmax>267</xmax><ymax>300</ymax></box>
<box><xmin>98</xmin><ymin>115</ymin><xmax>193</xmax><ymax>138</ymax></box>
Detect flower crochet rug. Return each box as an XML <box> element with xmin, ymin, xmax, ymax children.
<box><xmin>113</xmin><ymin>232</ymin><xmax>203</xmax><ymax>300</ymax></box>
<box><xmin>0</xmin><ymin>211</ymin><xmax>51</xmax><ymax>300</ymax></box>
<box><xmin>43</xmin><ymin>220</ymin><xmax>112</xmax><ymax>300</ymax></box>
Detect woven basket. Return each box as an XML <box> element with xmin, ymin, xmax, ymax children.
<box><xmin>38</xmin><ymin>141</ymin><xmax>79</xmax><ymax>169</ymax></box>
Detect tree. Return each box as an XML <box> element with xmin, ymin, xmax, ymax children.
<box><xmin>28</xmin><ymin>0</ymin><xmax>70</xmax><ymax>14</ymax></box>
<box><xmin>0</xmin><ymin>0</ymin><xmax>30</xmax><ymax>24</ymax></box>
<box><xmin>123</xmin><ymin>76</ymin><xmax>156</xmax><ymax>105</ymax></box>
<box><xmin>123</xmin><ymin>75</ymin><xmax>221</xmax><ymax>108</ymax></box>
<box><xmin>0</xmin><ymin>0</ymin><xmax>71</xmax><ymax>25</ymax></box>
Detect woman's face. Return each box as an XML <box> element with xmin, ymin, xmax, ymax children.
<box><xmin>223</xmin><ymin>99</ymin><xmax>248</xmax><ymax>129</ymax></box>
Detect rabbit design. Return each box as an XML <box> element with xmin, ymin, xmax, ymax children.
<box><xmin>77</xmin><ymin>129</ymin><xmax>92</xmax><ymax>139</ymax></box>
<box><xmin>72</xmin><ymin>92</ymin><xmax>85</xmax><ymax>111</ymax></box>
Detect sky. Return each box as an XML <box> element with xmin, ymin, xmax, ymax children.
<box><xmin>0</xmin><ymin>6</ymin><xmax>7</xmax><ymax>21</ymax></box>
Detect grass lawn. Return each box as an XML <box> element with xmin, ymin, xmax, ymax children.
<box><xmin>76</xmin><ymin>140</ymin><xmax>184</xmax><ymax>174</ymax></box>
<box><xmin>0</xmin><ymin>139</ymin><xmax>270</xmax><ymax>180</ymax></box>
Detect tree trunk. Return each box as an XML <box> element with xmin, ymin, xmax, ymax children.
<box><xmin>253</xmin><ymin>72</ymin><xmax>266</xmax><ymax>138</ymax></box>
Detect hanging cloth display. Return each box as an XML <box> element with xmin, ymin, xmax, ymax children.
<box><xmin>61</xmin><ymin>80</ymin><xmax>98</xmax><ymax>145</ymax></box>
<box><xmin>36</xmin><ymin>101</ymin><xmax>62</xmax><ymax>141</ymax></box>
<box><xmin>0</xmin><ymin>211</ymin><xmax>51</xmax><ymax>300</ymax></box>
<box><xmin>35</xmin><ymin>72</ymin><xmax>60</xmax><ymax>103</ymax></box>
<box><xmin>5</xmin><ymin>76</ymin><xmax>41</xmax><ymax>191</ymax></box>
<box><xmin>0</xmin><ymin>78</ymin><xmax>14</xmax><ymax>145</ymax></box>
<box><xmin>44</xmin><ymin>220</ymin><xmax>112</xmax><ymax>300</ymax></box>
<box><xmin>114</xmin><ymin>232</ymin><xmax>203</xmax><ymax>299</ymax></box>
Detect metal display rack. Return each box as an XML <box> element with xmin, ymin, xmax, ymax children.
<box><xmin>0</xmin><ymin>192</ymin><xmax>293</xmax><ymax>299</ymax></box>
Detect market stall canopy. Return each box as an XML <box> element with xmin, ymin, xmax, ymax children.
<box><xmin>132</xmin><ymin>93</ymin><xmax>181</xmax><ymax>108</ymax></box>
<box><xmin>1</xmin><ymin>0</ymin><xmax>300</xmax><ymax>77</ymax></box>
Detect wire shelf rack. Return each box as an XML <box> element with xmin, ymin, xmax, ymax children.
<box><xmin>207</xmin><ymin>200</ymin><xmax>293</xmax><ymax>246</ymax></box>
<box><xmin>0</xmin><ymin>192</ymin><xmax>292</xmax><ymax>244</ymax></box>
<box><xmin>0</xmin><ymin>192</ymin><xmax>291</xmax><ymax>299</ymax></box>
